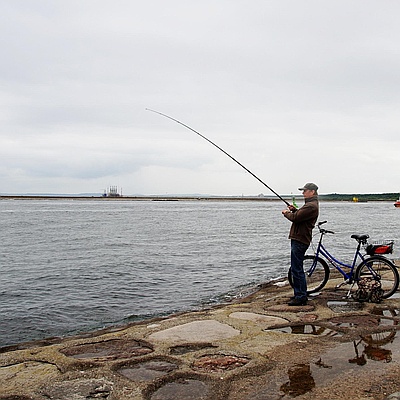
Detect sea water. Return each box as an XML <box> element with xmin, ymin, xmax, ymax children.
<box><xmin>0</xmin><ymin>199</ymin><xmax>398</xmax><ymax>348</ymax></box>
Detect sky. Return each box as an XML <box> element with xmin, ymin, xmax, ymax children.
<box><xmin>1</xmin><ymin>1</ymin><xmax>399</xmax><ymax>196</ymax></box>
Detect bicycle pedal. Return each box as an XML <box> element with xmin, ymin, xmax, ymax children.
<box><xmin>335</xmin><ymin>281</ymin><xmax>350</xmax><ymax>289</ymax></box>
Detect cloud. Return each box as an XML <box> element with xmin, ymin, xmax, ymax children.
<box><xmin>1</xmin><ymin>1</ymin><xmax>400</xmax><ymax>195</ymax></box>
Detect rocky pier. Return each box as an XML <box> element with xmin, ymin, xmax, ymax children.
<box><xmin>1</xmin><ymin>276</ymin><xmax>400</xmax><ymax>400</ymax></box>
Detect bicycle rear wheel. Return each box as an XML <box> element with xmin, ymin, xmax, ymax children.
<box><xmin>288</xmin><ymin>255</ymin><xmax>330</xmax><ymax>294</ymax></box>
<box><xmin>355</xmin><ymin>256</ymin><xmax>399</xmax><ymax>299</ymax></box>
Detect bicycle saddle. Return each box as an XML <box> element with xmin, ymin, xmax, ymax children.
<box><xmin>351</xmin><ymin>234</ymin><xmax>369</xmax><ymax>242</ymax></box>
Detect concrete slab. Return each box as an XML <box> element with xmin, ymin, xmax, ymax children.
<box><xmin>148</xmin><ymin>320</ymin><xmax>240</xmax><ymax>344</ymax></box>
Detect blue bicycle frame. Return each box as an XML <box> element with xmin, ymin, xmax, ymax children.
<box><xmin>311</xmin><ymin>233</ymin><xmax>368</xmax><ymax>283</ymax></box>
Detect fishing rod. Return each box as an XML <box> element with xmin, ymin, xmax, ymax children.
<box><xmin>146</xmin><ymin>108</ymin><xmax>291</xmax><ymax>207</ymax></box>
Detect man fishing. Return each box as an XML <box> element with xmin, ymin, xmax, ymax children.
<box><xmin>282</xmin><ymin>183</ymin><xmax>319</xmax><ymax>306</ymax></box>
<box><xmin>147</xmin><ymin>110</ymin><xmax>320</xmax><ymax>306</ymax></box>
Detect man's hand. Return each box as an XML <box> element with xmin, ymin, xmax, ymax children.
<box><xmin>282</xmin><ymin>205</ymin><xmax>296</xmax><ymax>215</ymax></box>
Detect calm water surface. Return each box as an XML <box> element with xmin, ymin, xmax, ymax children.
<box><xmin>0</xmin><ymin>199</ymin><xmax>398</xmax><ymax>347</ymax></box>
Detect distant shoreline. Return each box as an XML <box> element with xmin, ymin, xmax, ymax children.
<box><xmin>0</xmin><ymin>195</ymin><xmax>284</xmax><ymax>202</ymax></box>
<box><xmin>0</xmin><ymin>193</ymin><xmax>398</xmax><ymax>202</ymax></box>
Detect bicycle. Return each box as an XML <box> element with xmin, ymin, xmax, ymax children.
<box><xmin>288</xmin><ymin>221</ymin><xmax>399</xmax><ymax>298</ymax></box>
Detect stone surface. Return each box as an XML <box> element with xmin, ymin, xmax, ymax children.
<box><xmin>117</xmin><ymin>360</ymin><xmax>178</xmax><ymax>382</ymax></box>
<box><xmin>60</xmin><ymin>338</ymin><xmax>153</xmax><ymax>360</ymax></box>
<box><xmin>387</xmin><ymin>393</ymin><xmax>400</xmax><ymax>400</ymax></box>
<box><xmin>229</xmin><ymin>311</ymin><xmax>288</xmax><ymax>326</ymax></box>
<box><xmin>150</xmin><ymin>378</ymin><xmax>210</xmax><ymax>400</ymax></box>
<box><xmin>0</xmin><ymin>361</ymin><xmax>60</xmax><ymax>397</ymax></box>
<box><xmin>265</xmin><ymin>304</ymin><xmax>315</xmax><ymax>312</ymax></box>
<box><xmin>148</xmin><ymin>320</ymin><xmax>240</xmax><ymax>344</ymax></box>
<box><xmin>192</xmin><ymin>354</ymin><xmax>249</xmax><ymax>372</ymax></box>
<box><xmin>42</xmin><ymin>378</ymin><xmax>113</xmax><ymax>399</ymax></box>
<box><xmin>1</xmin><ymin>276</ymin><xmax>399</xmax><ymax>400</ymax></box>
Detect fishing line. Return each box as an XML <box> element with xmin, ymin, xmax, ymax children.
<box><xmin>146</xmin><ymin>108</ymin><xmax>291</xmax><ymax>207</ymax></box>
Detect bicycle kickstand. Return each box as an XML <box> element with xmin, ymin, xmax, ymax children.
<box><xmin>335</xmin><ymin>279</ymin><xmax>355</xmax><ymax>298</ymax></box>
<box><xmin>345</xmin><ymin>282</ymin><xmax>356</xmax><ymax>298</ymax></box>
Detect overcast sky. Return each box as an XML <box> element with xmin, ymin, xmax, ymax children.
<box><xmin>1</xmin><ymin>1</ymin><xmax>399</xmax><ymax>196</ymax></box>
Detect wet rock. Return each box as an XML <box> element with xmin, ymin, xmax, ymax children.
<box><xmin>280</xmin><ymin>363</ymin><xmax>315</xmax><ymax>397</ymax></box>
<box><xmin>1</xmin><ymin>282</ymin><xmax>399</xmax><ymax>400</ymax></box>
<box><xmin>299</xmin><ymin>313</ymin><xmax>319</xmax><ymax>322</ymax></box>
<box><xmin>269</xmin><ymin>324</ymin><xmax>341</xmax><ymax>337</ymax></box>
<box><xmin>329</xmin><ymin>315</ymin><xmax>381</xmax><ymax>328</ymax></box>
<box><xmin>169</xmin><ymin>343</ymin><xmax>217</xmax><ymax>355</ymax></box>
<box><xmin>42</xmin><ymin>378</ymin><xmax>113</xmax><ymax>399</ymax></box>
<box><xmin>150</xmin><ymin>378</ymin><xmax>210</xmax><ymax>400</ymax></box>
<box><xmin>60</xmin><ymin>338</ymin><xmax>153</xmax><ymax>360</ymax></box>
<box><xmin>117</xmin><ymin>359</ymin><xmax>179</xmax><ymax>382</ymax></box>
<box><xmin>327</xmin><ymin>300</ymin><xmax>364</xmax><ymax>312</ymax></box>
<box><xmin>192</xmin><ymin>354</ymin><xmax>249</xmax><ymax>372</ymax></box>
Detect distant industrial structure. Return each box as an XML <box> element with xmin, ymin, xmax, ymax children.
<box><xmin>103</xmin><ymin>186</ymin><xmax>122</xmax><ymax>197</ymax></box>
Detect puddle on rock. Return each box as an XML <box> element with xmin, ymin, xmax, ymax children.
<box><xmin>329</xmin><ymin>314</ymin><xmax>380</xmax><ymax>328</ymax></box>
<box><xmin>327</xmin><ymin>300</ymin><xmax>364</xmax><ymax>313</ymax></box>
<box><xmin>117</xmin><ymin>360</ymin><xmax>178</xmax><ymax>382</ymax></box>
<box><xmin>310</xmin><ymin>332</ymin><xmax>400</xmax><ymax>382</ymax></box>
<box><xmin>371</xmin><ymin>307</ymin><xmax>399</xmax><ymax>318</ymax></box>
<box><xmin>192</xmin><ymin>354</ymin><xmax>249</xmax><ymax>372</ymax></box>
<box><xmin>295</xmin><ymin>332</ymin><xmax>399</xmax><ymax>396</ymax></box>
<box><xmin>280</xmin><ymin>363</ymin><xmax>316</xmax><ymax>397</ymax></box>
<box><xmin>268</xmin><ymin>324</ymin><xmax>341</xmax><ymax>337</ymax></box>
<box><xmin>150</xmin><ymin>378</ymin><xmax>210</xmax><ymax>400</ymax></box>
<box><xmin>60</xmin><ymin>339</ymin><xmax>153</xmax><ymax>360</ymax></box>
<box><xmin>329</xmin><ymin>314</ymin><xmax>399</xmax><ymax>337</ymax></box>
<box><xmin>169</xmin><ymin>343</ymin><xmax>217</xmax><ymax>355</ymax></box>
<box><xmin>243</xmin><ymin>332</ymin><xmax>400</xmax><ymax>398</ymax></box>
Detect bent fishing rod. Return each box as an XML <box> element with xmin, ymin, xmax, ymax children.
<box><xmin>146</xmin><ymin>108</ymin><xmax>291</xmax><ymax>207</ymax></box>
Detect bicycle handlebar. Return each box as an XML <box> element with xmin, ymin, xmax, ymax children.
<box><xmin>317</xmin><ymin>221</ymin><xmax>335</xmax><ymax>234</ymax></box>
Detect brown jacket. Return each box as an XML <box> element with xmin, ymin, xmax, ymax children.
<box><xmin>284</xmin><ymin>196</ymin><xmax>319</xmax><ymax>245</ymax></box>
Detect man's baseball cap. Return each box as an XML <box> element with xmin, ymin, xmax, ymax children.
<box><xmin>298</xmin><ymin>183</ymin><xmax>318</xmax><ymax>191</ymax></box>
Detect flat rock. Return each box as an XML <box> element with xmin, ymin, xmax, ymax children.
<box><xmin>229</xmin><ymin>312</ymin><xmax>288</xmax><ymax>326</ymax></box>
<box><xmin>265</xmin><ymin>304</ymin><xmax>315</xmax><ymax>312</ymax></box>
<box><xmin>42</xmin><ymin>378</ymin><xmax>113</xmax><ymax>400</ymax></box>
<box><xmin>148</xmin><ymin>320</ymin><xmax>240</xmax><ymax>344</ymax></box>
<box><xmin>0</xmin><ymin>361</ymin><xmax>60</xmax><ymax>396</ymax></box>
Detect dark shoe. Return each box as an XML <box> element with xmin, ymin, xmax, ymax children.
<box><xmin>288</xmin><ymin>298</ymin><xmax>307</xmax><ymax>306</ymax></box>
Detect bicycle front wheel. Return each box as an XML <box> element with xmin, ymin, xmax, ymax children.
<box><xmin>288</xmin><ymin>255</ymin><xmax>330</xmax><ymax>294</ymax></box>
<box><xmin>355</xmin><ymin>256</ymin><xmax>399</xmax><ymax>299</ymax></box>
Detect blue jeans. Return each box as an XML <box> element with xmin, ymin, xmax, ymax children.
<box><xmin>290</xmin><ymin>239</ymin><xmax>309</xmax><ymax>300</ymax></box>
